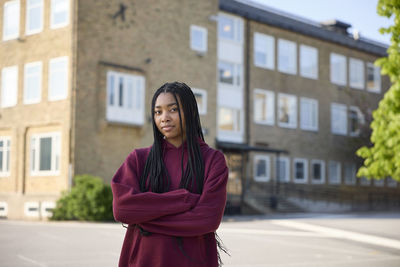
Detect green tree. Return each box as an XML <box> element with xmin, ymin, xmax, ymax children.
<box><xmin>356</xmin><ymin>0</ymin><xmax>400</xmax><ymax>181</ymax></box>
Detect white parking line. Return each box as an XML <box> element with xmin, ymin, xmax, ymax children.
<box><xmin>220</xmin><ymin>228</ymin><xmax>325</xmax><ymax>237</ymax></box>
<box><xmin>17</xmin><ymin>254</ymin><xmax>48</xmax><ymax>267</ymax></box>
<box><xmin>271</xmin><ymin>220</ymin><xmax>400</xmax><ymax>250</ymax></box>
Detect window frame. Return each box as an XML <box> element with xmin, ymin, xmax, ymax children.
<box><xmin>218</xmin><ymin>60</ymin><xmax>242</xmax><ymax>87</ymax></box>
<box><xmin>275</xmin><ymin>156</ymin><xmax>290</xmax><ymax>183</ymax></box>
<box><xmin>217</xmin><ymin>13</ymin><xmax>243</xmax><ymax>43</ymax></box>
<box><xmin>293</xmin><ymin>158</ymin><xmax>308</xmax><ymax>184</ymax></box>
<box><xmin>30</xmin><ymin>132</ymin><xmax>61</xmax><ymax>176</ymax></box>
<box><xmin>24</xmin><ymin>61</ymin><xmax>42</xmax><ymax>104</ymax></box>
<box><xmin>349</xmin><ymin>58</ymin><xmax>364</xmax><ymax>90</ymax></box>
<box><xmin>278</xmin><ymin>93</ymin><xmax>297</xmax><ymax>129</ymax></box>
<box><xmin>1</xmin><ymin>65</ymin><xmax>18</xmax><ymax>108</ymax></box>
<box><xmin>48</xmin><ymin>56</ymin><xmax>68</xmax><ymax>101</ymax></box>
<box><xmin>254</xmin><ymin>154</ymin><xmax>271</xmax><ymax>182</ymax></box>
<box><xmin>344</xmin><ymin>163</ymin><xmax>356</xmax><ymax>185</ymax></box>
<box><xmin>0</xmin><ymin>202</ymin><xmax>8</xmax><ymax>217</ymax></box>
<box><xmin>24</xmin><ymin>202</ymin><xmax>39</xmax><ymax>217</ymax></box>
<box><xmin>192</xmin><ymin>88</ymin><xmax>207</xmax><ymax>115</ymax></box>
<box><xmin>311</xmin><ymin>159</ymin><xmax>325</xmax><ymax>184</ymax></box>
<box><xmin>26</xmin><ymin>0</ymin><xmax>44</xmax><ymax>35</ymax></box>
<box><xmin>0</xmin><ymin>137</ymin><xmax>11</xmax><ymax>177</ymax></box>
<box><xmin>50</xmin><ymin>0</ymin><xmax>69</xmax><ymax>29</ymax></box>
<box><xmin>300</xmin><ymin>44</ymin><xmax>318</xmax><ymax>79</ymax></box>
<box><xmin>253</xmin><ymin>89</ymin><xmax>275</xmax><ymax>126</ymax></box>
<box><xmin>349</xmin><ymin>106</ymin><xmax>365</xmax><ymax>137</ymax></box>
<box><xmin>331</xmin><ymin>103</ymin><xmax>347</xmax><ymax>135</ymax></box>
<box><xmin>300</xmin><ymin>97</ymin><xmax>318</xmax><ymax>131</ymax></box>
<box><xmin>330</xmin><ymin>53</ymin><xmax>347</xmax><ymax>86</ymax></box>
<box><xmin>3</xmin><ymin>0</ymin><xmax>20</xmax><ymax>41</ymax></box>
<box><xmin>366</xmin><ymin>62</ymin><xmax>381</xmax><ymax>93</ymax></box>
<box><xmin>278</xmin><ymin>38</ymin><xmax>297</xmax><ymax>75</ymax></box>
<box><xmin>190</xmin><ymin>25</ymin><xmax>207</xmax><ymax>53</ymax></box>
<box><xmin>328</xmin><ymin>160</ymin><xmax>341</xmax><ymax>185</ymax></box>
<box><xmin>253</xmin><ymin>32</ymin><xmax>275</xmax><ymax>70</ymax></box>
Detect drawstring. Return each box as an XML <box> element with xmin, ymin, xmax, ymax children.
<box><xmin>121</xmin><ymin>224</ymin><xmax>152</xmax><ymax>236</ymax></box>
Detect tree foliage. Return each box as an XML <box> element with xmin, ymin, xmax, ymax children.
<box><xmin>51</xmin><ymin>174</ymin><xmax>114</xmax><ymax>221</ymax></box>
<box><xmin>356</xmin><ymin>0</ymin><xmax>400</xmax><ymax>181</ymax></box>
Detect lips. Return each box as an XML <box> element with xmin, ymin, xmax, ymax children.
<box><xmin>162</xmin><ymin>125</ymin><xmax>174</xmax><ymax>132</ymax></box>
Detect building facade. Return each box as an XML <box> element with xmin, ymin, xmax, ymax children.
<box><xmin>0</xmin><ymin>0</ymin><xmax>398</xmax><ymax>219</ymax></box>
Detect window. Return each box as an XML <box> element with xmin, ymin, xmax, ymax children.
<box><xmin>331</xmin><ymin>103</ymin><xmax>347</xmax><ymax>135</ymax></box>
<box><xmin>1</xmin><ymin>66</ymin><xmax>18</xmax><ymax>108</ymax></box>
<box><xmin>0</xmin><ymin>137</ymin><xmax>11</xmax><ymax>177</ymax></box>
<box><xmin>300</xmin><ymin>97</ymin><xmax>318</xmax><ymax>131</ymax></box>
<box><xmin>278</xmin><ymin>39</ymin><xmax>297</xmax><ymax>75</ymax></box>
<box><xmin>0</xmin><ymin>202</ymin><xmax>7</xmax><ymax>217</ymax></box>
<box><xmin>218</xmin><ymin>14</ymin><xmax>242</xmax><ymax>42</ymax></box>
<box><xmin>293</xmin><ymin>158</ymin><xmax>308</xmax><ymax>183</ymax></box>
<box><xmin>3</xmin><ymin>0</ymin><xmax>20</xmax><ymax>41</ymax></box>
<box><xmin>48</xmin><ymin>56</ymin><xmax>68</xmax><ymax>101</ymax></box>
<box><xmin>254</xmin><ymin>32</ymin><xmax>274</xmax><ymax>69</ymax></box>
<box><xmin>311</xmin><ymin>160</ymin><xmax>325</xmax><ymax>184</ymax></box>
<box><xmin>366</xmin><ymin>62</ymin><xmax>381</xmax><ymax>93</ymax></box>
<box><xmin>41</xmin><ymin>201</ymin><xmax>55</xmax><ymax>217</ymax></box>
<box><xmin>30</xmin><ymin>132</ymin><xmax>61</xmax><ymax>176</ymax></box>
<box><xmin>254</xmin><ymin>155</ymin><xmax>270</xmax><ymax>182</ymax></box>
<box><xmin>387</xmin><ymin>177</ymin><xmax>397</xmax><ymax>188</ymax></box>
<box><xmin>349</xmin><ymin>106</ymin><xmax>365</xmax><ymax>137</ymax></box>
<box><xmin>330</xmin><ymin>53</ymin><xmax>347</xmax><ymax>86</ymax></box>
<box><xmin>218</xmin><ymin>107</ymin><xmax>241</xmax><ymax>132</ymax></box>
<box><xmin>276</xmin><ymin>157</ymin><xmax>290</xmax><ymax>182</ymax></box>
<box><xmin>344</xmin><ymin>163</ymin><xmax>356</xmax><ymax>185</ymax></box>
<box><xmin>24</xmin><ymin>61</ymin><xmax>42</xmax><ymax>104</ymax></box>
<box><xmin>328</xmin><ymin>161</ymin><xmax>341</xmax><ymax>184</ymax></box>
<box><xmin>24</xmin><ymin>202</ymin><xmax>39</xmax><ymax>217</ymax></box>
<box><xmin>373</xmin><ymin>178</ymin><xmax>384</xmax><ymax>187</ymax></box>
<box><xmin>26</xmin><ymin>0</ymin><xmax>43</xmax><ymax>35</ymax></box>
<box><xmin>359</xmin><ymin>177</ymin><xmax>371</xmax><ymax>186</ymax></box>
<box><xmin>107</xmin><ymin>71</ymin><xmax>145</xmax><ymax>125</ymax></box>
<box><xmin>190</xmin><ymin>25</ymin><xmax>207</xmax><ymax>53</ymax></box>
<box><xmin>278</xmin><ymin>93</ymin><xmax>297</xmax><ymax>128</ymax></box>
<box><xmin>349</xmin><ymin>58</ymin><xmax>364</xmax><ymax>89</ymax></box>
<box><xmin>50</xmin><ymin>0</ymin><xmax>69</xmax><ymax>28</ymax></box>
<box><xmin>300</xmin><ymin>45</ymin><xmax>318</xmax><ymax>79</ymax></box>
<box><xmin>254</xmin><ymin>89</ymin><xmax>274</xmax><ymax>125</ymax></box>
<box><xmin>218</xmin><ymin>61</ymin><xmax>242</xmax><ymax>86</ymax></box>
<box><xmin>192</xmin><ymin>88</ymin><xmax>207</xmax><ymax>115</ymax></box>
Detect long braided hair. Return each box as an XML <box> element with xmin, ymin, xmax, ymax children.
<box><xmin>139</xmin><ymin>82</ymin><xmax>205</xmax><ymax>194</ymax></box>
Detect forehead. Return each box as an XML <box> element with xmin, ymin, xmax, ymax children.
<box><xmin>155</xmin><ymin>92</ymin><xmax>181</xmax><ymax>107</ymax></box>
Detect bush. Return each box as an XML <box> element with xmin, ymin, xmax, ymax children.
<box><xmin>51</xmin><ymin>174</ymin><xmax>114</xmax><ymax>221</ymax></box>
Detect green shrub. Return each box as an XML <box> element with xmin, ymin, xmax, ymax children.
<box><xmin>51</xmin><ymin>174</ymin><xmax>114</xmax><ymax>221</ymax></box>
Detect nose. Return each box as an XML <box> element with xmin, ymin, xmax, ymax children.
<box><xmin>161</xmin><ymin>111</ymin><xmax>170</xmax><ymax>123</ymax></box>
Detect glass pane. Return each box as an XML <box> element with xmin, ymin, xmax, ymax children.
<box><xmin>4</xmin><ymin>2</ymin><xmax>19</xmax><ymax>37</ymax></box>
<box><xmin>191</xmin><ymin>28</ymin><xmax>204</xmax><ymax>50</ymax></box>
<box><xmin>218</xmin><ymin>108</ymin><xmax>234</xmax><ymax>131</ymax></box>
<box><xmin>313</xmin><ymin>163</ymin><xmax>321</xmax><ymax>180</ymax></box>
<box><xmin>127</xmin><ymin>78</ymin><xmax>133</xmax><ymax>108</ymax></box>
<box><xmin>279</xmin><ymin>97</ymin><xmax>289</xmax><ymax>123</ymax></box>
<box><xmin>218</xmin><ymin>16</ymin><xmax>234</xmax><ymax>40</ymax></box>
<box><xmin>53</xmin><ymin>0</ymin><xmax>68</xmax><ymax>25</ymax></box>
<box><xmin>39</xmin><ymin>137</ymin><xmax>52</xmax><ymax>171</ymax></box>
<box><xmin>108</xmin><ymin>74</ymin><xmax>114</xmax><ymax>105</ymax></box>
<box><xmin>254</xmin><ymin>93</ymin><xmax>266</xmax><ymax>121</ymax></box>
<box><xmin>194</xmin><ymin>93</ymin><xmax>203</xmax><ymax>111</ymax></box>
<box><xmin>218</xmin><ymin>62</ymin><xmax>234</xmax><ymax>84</ymax></box>
<box><xmin>31</xmin><ymin>138</ymin><xmax>36</xmax><ymax>171</ymax></box>
<box><xmin>28</xmin><ymin>2</ymin><xmax>42</xmax><ymax>31</ymax></box>
<box><xmin>295</xmin><ymin>162</ymin><xmax>304</xmax><ymax>179</ymax></box>
<box><xmin>118</xmin><ymin>77</ymin><xmax>123</xmax><ymax>107</ymax></box>
<box><xmin>256</xmin><ymin>159</ymin><xmax>266</xmax><ymax>177</ymax></box>
<box><xmin>0</xmin><ymin>150</ymin><xmax>3</xmax><ymax>170</ymax></box>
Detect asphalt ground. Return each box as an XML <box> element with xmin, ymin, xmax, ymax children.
<box><xmin>1</xmin><ymin>212</ymin><xmax>399</xmax><ymax>267</ymax></box>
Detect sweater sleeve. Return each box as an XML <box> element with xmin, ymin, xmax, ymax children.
<box><xmin>111</xmin><ymin>149</ymin><xmax>200</xmax><ymax>225</ymax></box>
<box><xmin>139</xmin><ymin>151</ymin><xmax>228</xmax><ymax>237</ymax></box>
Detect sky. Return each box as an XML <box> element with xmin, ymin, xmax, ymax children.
<box><xmin>247</xmin><ymin>0</ymin><xmax>393</xmax><ymax>45</ymax></box>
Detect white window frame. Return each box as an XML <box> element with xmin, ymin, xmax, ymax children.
<box><xmin>349</xmin><ymin>58</ymin><xmax>364</xmax><ymax>89</ymax></box>
<box><xmin>349</xmin><ymin>106</ymin><xmax>365</xmax><ymax>137</ymax></box>
<box><xmin>26</xmin><ymin>0</ymin><xmax>43</xmax><ymax>35</ymax></box>
<box><xmin>311</xmin><ymin>159</ymin><xmax>325</xmax><ymax>184</ymax></box>
<box><xmin>41</xmin><ymin>201</ymin><xmax>56</xmax><ymax>217</ymax></box>
<box><xmin>366</xmin><ymin>62</ymin><xmax>381</xmax><ymax>93</ymax></box>
<box><xmin>48</xmin><ymin>56</ymin><xmax>68</xmax><ymax>101</ymax></box>
<box><xmin>0</xmin><ymin>137</ymin><xmax>11</xmax><ymax>177</ymax></box>
<box><xmin>254</xmin><ymin>32</ymin><xmax>275</xmax><ymax>70</ymax></box>
<box><xmin>0</xmin><ymin>202</ymin><xmax>8</xmax><ymax>217</ymax></box>
<box><xmin>278</xmin><ymin>93</ymin><xmax>297</xmax><ymax>129</ymax></box>
<box><xmin>3</xmin><ymin>0</ymin><xmax>20</xmax><ymax>41</ymax></box>
<box><xmin>344</xmin><ymin>163</ymin><xmax>356</xmax><ymax>185</ymax></box>
<box><xmin>192</xmin><ymin>88</ymin><xmax>207</xmax><ymax>115</ymax></box>
<box><xmin>24</xmin><ymin>202</ymin><xmax>39</xmax><ymax>217</ymax></box>
<box><xmin>1</xmin><ymin>66</ymin><xmax>18</xmax><ymax>108</ymax></box>
<box><xmin>300</xmin><ymin>44</ymin><xmax>318</xmax><ymax>79</ymax></box>
<box><xmin>30</xmin><ymin>132</ymin><xmax>61</xmax><ymax>176</ymax></box>
<box><xmin>331</xmin><ymin>103</ymin><xmax>347</xmax><ymax>135</ymax></box>
<box><xmin>300</xmin><ymin>97</ymin><xmax>318</xmax><ymax>131</ymax></box>
<box><xmin>276</xmin><ymin>157</ymin><xmax>290</xmax><ymax>183</ymax></box>
<box><xmin>293</xmin><ymin>158</ymin><xmax>308</xmax><ymax>184</ymax></box>
<box><xmin>218</xmin><ymin>61</ymin><xmax>242</xmax><ymax>87</ymax></box>
<box><xmin>254</xmin><ymin>154</ymin><xmax>271</xmax><ymax>182</ymax></box>
<box><xmin>328</xmin><ymin>161</ymin><xmax>341</xmax><ymax>185</ymax></box>
<box><xmin>190</xmin><ymin>25</ymin><xmax>207</xmax><ymax>53</ymax></box>
<box><xmin>24</xmin><ymin>61</ymin><xmax>42</xmax><ymax>104</ymax></box>
<box><xmin>330</xmin><ymin>53</ymin><xmax>347</xmax><ymax>86</ymax></box>
<box><xmin>254</xmin><ymin>89</ymin><xmax>274</xmax><ymax>125</ymax></box>
<box><xmin>218</xmin><ymin>13</ymin><xmax>243</xmax><ymax>43</ymax></box>
<box><xmin>218</xmin><ymin>106</ymin><xmax>241</xmax><ymax>133</ymax></box>
<box><xmin>106</xmin><ymin>71</ymin><xmax>146</xmax><ymax>125</ymax></box>
<box><xmin>50</xmin><ymin>0</ymin><xmax>69</xmax><ymax>29</ymax></box>
<box><xmin>278</xmin><ymin>39</ymin><xmax>297</xmax><ymax>75</ymax></box>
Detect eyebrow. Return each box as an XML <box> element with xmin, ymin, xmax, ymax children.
<box><xmin>155</xmin><ymin>102</ymin><xmax>177</xmax><ymax>109</ymax></box>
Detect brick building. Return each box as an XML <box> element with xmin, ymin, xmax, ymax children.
<box><xmin>0</xmin><ymin>0</ymin><xmax>398</xmax><ymax>219</ymax></box>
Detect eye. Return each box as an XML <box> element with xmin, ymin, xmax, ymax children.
<box><xmin>154</xmin><ymin>110</ymin><xmax>161</xmax><ymax>115</ymax></box>
<box><xmin>171</xmin><ymin>107</ymin><xmax>179</xmax><ymax>112</ymax></box>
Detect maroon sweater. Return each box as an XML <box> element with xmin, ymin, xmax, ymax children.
<box><xmin>111</xmin><ymin>139</ymin><xmax>228</xmax><ymax>267</ymax></box>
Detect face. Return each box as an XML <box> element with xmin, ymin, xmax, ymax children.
<box><xmin>154</xmin><ymin>92</ymin><xmax>186</xmax><ymax>147</ymax></box>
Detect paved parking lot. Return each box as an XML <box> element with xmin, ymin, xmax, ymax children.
<box><xmin>1</xmin><ymin>212</ymin><xmax>399</xmax><ymax>266</ymax></box>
